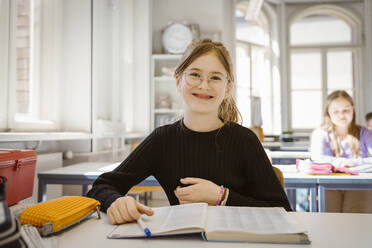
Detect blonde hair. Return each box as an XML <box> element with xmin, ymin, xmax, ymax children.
<box><xmin>174</xmin><ymin>39</ymin><xmax>241</xmax><ymax>124</ymax></box>
<box><xmin>321</xmin><ymin>90</ymin><xmax>360</xmax><ymax>157</ymax></box>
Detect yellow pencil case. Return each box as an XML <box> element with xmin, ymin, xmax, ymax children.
<box><xmin>20</xmin><ymin>196</ymin><xmax>101</xmax><ymax>236</ymax></box>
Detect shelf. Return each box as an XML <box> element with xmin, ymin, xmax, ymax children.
<box><xmin>154</xmin><ymin>109</ymin><xmax>183</xmax><ymax>114</ymax></box>
<box><xmin>0</xmin><ymin>132</ymin><xmax>93</xmax><ymax>142</ymax></box>
<box><xmin>152</xmin><ymin>54</ymin><xmax>182</xmax><ymax>60</ymax></box>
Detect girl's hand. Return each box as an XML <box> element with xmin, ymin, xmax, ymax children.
<box><xmin>174</xmin><ymin>177</ymin><xmax>220</xmax><ymax>205</ymax></box>
<box><xmin>107</xmin><ymin>196</ymin><xmax>154</xmax><ymax>225</ymax></box>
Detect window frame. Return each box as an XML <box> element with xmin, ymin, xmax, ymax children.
<box><xmin>287</xmin><ymin>4</ymin><xmax>363</xmax><ymax>133</ymax></box>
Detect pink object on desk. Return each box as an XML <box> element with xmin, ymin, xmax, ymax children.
<box><xmin>296</xmin><ymin>159</ymin><xmax>359</xmax><ymax>175</ymax></box>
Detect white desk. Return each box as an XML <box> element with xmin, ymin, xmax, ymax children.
<box><xmin>317</xmin><ymin>173</ymin><xmax>372</xmax><ymax>212</ymax></box>
<box><xmin>38</xmin><ymin>163</ymin><xmax>372</xmax><ymax>213</ymax></box>
<box><xmin>269</xmin><ymin>151</ymin><xmax>311</xmax><ymax>159</ymax></box>
<box><xmin>263</xmin><ymin>141</ymin><xmax>310</xmax><ymax>151</ymax></box>
<box><xmin>277</xmin><ymin>165</ymin><xmax>372</xmax><ymax>212</ymax></box>
<box><xmin>56</xmin><ymin>212</ymin><xmax>372</xmax><ymax>248</ymax></box>
<box><xmin>37</xmin><ymin>162</ymin><xmax>158</xmax><ymax>202</ymax></box>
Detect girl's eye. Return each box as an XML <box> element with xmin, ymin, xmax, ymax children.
<box><xmin>190</xmin><ymin>72</ymin><xmax>200</xmax><ymax>78</ymax></box>
<box><xmin>210</xmin><ymin>76</ymin><xmax>222</xmax><ymax>81</ymax></box>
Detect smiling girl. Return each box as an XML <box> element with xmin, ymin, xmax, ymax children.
<box><xmin>311</xmin><ymin>90</ymin><xmax>372</xmax><ymax>212</ymax></box>
<box><xmin>88</xmin><ymin>39</ymin><xmax>291</xmax><ymax>225</ymax></box>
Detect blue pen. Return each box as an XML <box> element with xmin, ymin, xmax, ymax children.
<box><xmin>137</xmin><ymin>217</ymin><xmax>151</xmax><ymax>237</ymax></box>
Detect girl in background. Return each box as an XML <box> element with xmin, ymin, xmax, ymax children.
<box><xmin>311</xmin><ymin>90</ymin><xmax>372</xmax><ymax>212</ymax></box>
<box><xmin>88</xmin><ymin>39</ymin><xmax>291</xmax><ymax>225</ymax></box>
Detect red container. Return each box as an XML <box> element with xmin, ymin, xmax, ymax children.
<box><xmin>0</xmin><ymin>149</ymin><xmax>37</xmax><ymax>206</ymax></box>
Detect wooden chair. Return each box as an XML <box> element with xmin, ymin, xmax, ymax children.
<box><xmin>127</xmin><ymin>143</ymin><xmax>163</xmax><ymax>205</ymax></box>
<box><xmin>263</xmin><ymin>148</ymin><xmax>284</xmax><ymax>188</ymax></box>
<box><xmin>250</xmin><ymin>126</ymin><xmax>264</xmax><ymax>142</ymax></box>
<box><xmin>272</xmin><ymin>166</ymin><xmax>284</xmax><ymax>188</ymax></box>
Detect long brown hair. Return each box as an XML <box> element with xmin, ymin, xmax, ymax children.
<box><xmin>174</xmin><ymin>39</ymin><xmax>241</xmax><ymax>124</ymax></box>
<box><xmin>321</xmin><ymin>90</ymin><xmax>360</xmax><ymax>157</ymax></box>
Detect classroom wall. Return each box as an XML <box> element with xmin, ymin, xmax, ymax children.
<box><xmin>151</xmin><ymin>0</ymin><xmax>236</xmax><ymax>61</ymax></box>
<box><xmin>364</xmin><ymin>0</ymin><xmax>372</xmax><ymax>115</ymax></box>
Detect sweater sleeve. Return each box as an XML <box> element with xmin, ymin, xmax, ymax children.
<box><xmin>87</xmin><ymin>130</ymin><xmax>160</xmax><ymax>212</ymax></box>
<box><xmin>226</xmin><ymin>131</ymin><xmax>292</xmax><ymax>211</ymax></box>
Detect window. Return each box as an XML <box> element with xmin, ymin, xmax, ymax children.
<box><xmin>290</xmin><ymin>14</ymin><xmax>352</xmax><ymax>45</ymax></box>
<box><xmin>236</xmin><ymin>2</ymin><xmax>276</xmax><ymax>134</ymax></box>
<box><xmin>290</xmin><ymin>52</ymin><xmax>322</xmax><ymax>129</ymax></box>
<box><xmin>2</xmin><ymin>0</ymin><xmax>60</xmax><ymax>131</ymax></box>
<box><xmin>289</xmin><ymin>6</ymin><xmax>361</xmax><ymax>131</ymax></box>
<box><xmin>0</xmin><ymin>0</ymin><xmax>10</xmax><ymax>130</ymax></box>
<box><xmin>15</xmin><ymin>0</ymin><xmax>37</xmax><ymax>119</ymax></box>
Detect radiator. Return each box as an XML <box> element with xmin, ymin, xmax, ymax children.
<box><xmin>20</xmin><ymin>152</ymin><xmax>63</xmax><ymax>204</ymax></box>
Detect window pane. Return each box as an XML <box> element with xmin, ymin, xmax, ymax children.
<box><xmin>236</xmin><ymin>43</ymin><xmax>251</xmax><ymax>127</ymax></box>
<box><xmin>16</xmin><ymin>0</ymin><xmax>32</xmax><ymax>114</ymax></box>
<box><xmin>251</xmin><ymin>46</ymin><xmax>265</xmax><ymax>96</ymax></box>
<box><xmin>327</xmin><ymin>51</ymin><xmax>353</xmax><ymax>89</ymax></box>
<box><xmin>291</xmin><ymin>52</ymin><xmax>322</xmax><ymax>90</ymax></box>
<box><xmin>236</xmin><ymin>44</ymin><xmax>251</xmax><ymax>90</ymax></box>
<box><xmin>291</xmin><ymin>14</ymin><xmax>351</xmax><ymax>45</ymax></box>
<box><xmin>292</xmin><ymin>91</ymin><xmax>322</xmax><ymax>129</ymax></box>
<box><xmin>236</xmin><ymin>22</ymin><xmax>269</xmax><ymax>46</ymax></box>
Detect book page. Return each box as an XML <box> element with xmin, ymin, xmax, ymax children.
<box><xmin>108</xmin><ymin>202</ymin><xmax>207</xmax><ymax>238</ymax></box>
<box><xmin>350</xmin><ymin>164</ymin><xmax>372</xmax><ymax>173</ymax></box>
<box><xmin>205</xmin><ymin>206</ymin><xmax>306</xmax><ymax>234</ymax></box>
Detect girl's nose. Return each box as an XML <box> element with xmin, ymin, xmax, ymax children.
<box><xmin>198</xmin><ymin>77</ymin><xmax>210</xmax><ymax>89</ymax></box>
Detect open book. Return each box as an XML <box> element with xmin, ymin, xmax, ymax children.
<box><xmin>107</xmin><ymin>203</ymin><xmax>310</xmax><ymax>244</ymax></box>
<box><xmin>350</xmin><ymin>164</ymin><xmax>372</xmax><ymax>173</ymax></box>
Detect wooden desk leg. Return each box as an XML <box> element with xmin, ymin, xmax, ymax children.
<box><xmin>38</xmin><ymin>180</ymin><xmax>47</xmax><ymax>202</ymax></box>
<box><xmin>309</xmin><ymin>187</ymin><xmax>317</xmax><ymax>212</ymax></box>
<box><xmin>82</xmin><ymin>184</ymin><xmax>89</xmax><ymax>196</ymax></box>
<box><xmin>318</xmin><ymin>185</ymin><xmax>326</xmax><ymax>212</ymax></box>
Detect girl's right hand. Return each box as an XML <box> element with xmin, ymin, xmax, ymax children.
<box><xmin>107</xmin><ymin>196</ymin><xmax>154</xmax><ymax>225</ymax></box>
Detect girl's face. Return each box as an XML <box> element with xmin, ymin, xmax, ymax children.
<box><xmin>176</xmin><ymin>53</ymin><xmax>230</xmax><ymax>116</ymax></box>
<box><xmin>328</xmin><ymin>97</ymin><xmax>354</xmax><ymax>128</ymax></box>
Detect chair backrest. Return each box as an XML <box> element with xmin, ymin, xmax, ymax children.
<box><xmin>272</xmin><ymin>166</ymin><xmax>284</xmax><ymax>188</ymax></box>
<box><xmin>130</xmin><ymin>143</ymin><xmax>140</xmax><ymax>153</ymax></box>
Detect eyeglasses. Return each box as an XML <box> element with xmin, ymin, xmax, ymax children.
<box><xmin>183</xmin><ymin>69</ymin><xmax>228</xmax><ymax>87</ymax></box>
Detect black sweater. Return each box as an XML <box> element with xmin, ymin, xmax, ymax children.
<box><xmin>87</xmin><ymin>120</ymin><xmax>291</xmax><ymax>212</ymax></box>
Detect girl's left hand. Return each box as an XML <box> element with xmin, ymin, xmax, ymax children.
<box><xmin>174</xmin><ymin>177</ymin><xmax>220</xmax><ymax>205</ymax></box>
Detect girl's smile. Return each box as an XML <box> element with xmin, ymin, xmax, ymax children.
<box><xmin>176</xmin><ymin>52</ymin><xmax>229</xmax><ymax>115</ymax></box>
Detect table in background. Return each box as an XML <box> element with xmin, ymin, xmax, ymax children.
<box><xmin>277</xmin><ymin>164</ymin><xmax>372</xmax><ymax>212</ymax></box>
<box><xmin>56</xmin><ymin>212</ymin><xmax>372</xmax><ymax>248</ymax></box>
<box><xmin>269</xmin><ymin>151</ymin><xmax>311</xmax><ymax>159</ymax></box>
<box><xmin>275</xmin><ymin>164</ymin><xmax>317</xmax><ymax>212</ymax></box>
<box><xmin>37</xmin><ymin>162</ymin><xmax>158</xmax><ymax>202</ymax></box>
<box><xmin>317</xmin><ymin>173</ymin><xmax>372</xmax><ymax>212</ymax></box>
<box><xmin>262</xmin><ymin>141</ymin><xmax>310</xmax><ymax>151</ymax></box>
<box><xmin>38</xmin><ymin>162</ymin><xmax>318</xmax><ymax>212</ymax></box>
